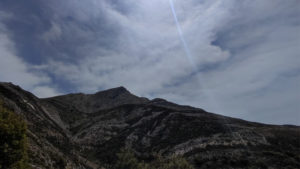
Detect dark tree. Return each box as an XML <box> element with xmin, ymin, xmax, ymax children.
<box><xmin>0</xmin><ymin>101</ymin><xmax>29</xmax><ymax>169</ymax></box>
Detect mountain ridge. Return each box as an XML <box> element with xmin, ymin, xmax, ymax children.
<box><xmin>0</xmin><ymin>82</ymin><xmax>299</xmax><ymax>169</ymax></box>
<box><xmin>42</xmin><ymin>86</ymin><xmax>149</xmax><ymax>114</ymax></box>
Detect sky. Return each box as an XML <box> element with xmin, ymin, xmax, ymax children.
<box><xmin>0</xmin><ymin>0</ymin><xmax>299</xmax><ymax>125</ymax></box>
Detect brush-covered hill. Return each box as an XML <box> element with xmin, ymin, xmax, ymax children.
<box><xmin>0</xmin><ymin>82</ymin><xmax>299</xmax><ymax>169</ymax></box>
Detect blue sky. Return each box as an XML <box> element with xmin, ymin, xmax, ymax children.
<box><xmin>0</xmin><ymin>0</ymin><xmax>299</xmax><ymax>125</ymax></box>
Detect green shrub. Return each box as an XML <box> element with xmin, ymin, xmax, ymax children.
<box><xmin>0</xmin><ymin>101</ymin><xmax>30</xmax><ymax>169</ymax></box>
<box><xmin>114</xmin><ymin>148</ymin><xmax>147</xmax><ymax>169</ymax></box>
<box><xmin>148</xmin><ymin>153</ymin><xmax>194</xmax><ymax>169</ymax></box>
<box><xmin>113</xmin><ymin>148</ymin><xmax>194</xmax><ymax>169</ymax></box>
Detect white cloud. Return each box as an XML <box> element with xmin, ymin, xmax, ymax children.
<box><xmin>31</xmin><ymin>86</ymin><xmax>62</xmax><ymax>98</ymax></box>
<box><xmin>46</xmin><ymin>0</ymin><xmax>232</xmax><ymax>94</ymax></box>
<box><xmin>2</xmin><ymin>0</ymin><xmax>299</xmax><ymax>124</ymax></box>
<box><xmin>43</xmin><ymin>0</ymin><xmax>300</xmax><ymax>124</ymax></box>
<box><xmin>145</xmin><ymin>0</ymin><xmax>300</xmax><ymax>125</ymax></box>
<box><xmin>42</xmin><ymin>22</ymin><xmax>62</xmax><ymax>43</ymax></box>
<box><xmin>0</xmin><ymin>12</ymin><xmax>60</xmax><ymax>97</ymax></box>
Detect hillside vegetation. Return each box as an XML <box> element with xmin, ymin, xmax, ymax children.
<box><xmin>0</xmin><ymin>100</ymin><xmax>29</xmax><ymax>169</ymax></box>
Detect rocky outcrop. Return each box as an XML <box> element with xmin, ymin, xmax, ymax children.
<box><xmin>0</xmin><ymin>82</ymin><xmax>299</xmax><ymax>169</ymax></box>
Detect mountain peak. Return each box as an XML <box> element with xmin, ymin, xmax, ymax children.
<box><xmin>114</xmin><ymin>86</ymin><xmax>127</xmax><ymax>91</ymax></box>
<box><xmin>94</xmin><ymin>86</ymin><xmax>129</xmax><ymax>96</ymax></box>
<box><xmin>44</xmin><ymin>86</ymin><xmax>148</xmax><ymax>113</ymax></box>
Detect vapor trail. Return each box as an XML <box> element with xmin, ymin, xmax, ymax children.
<box><xmin>168</xmin><ymin>0</ymin><xmax>247</xmax><ymax>145</ymax></box>
<box><xmin>169</xmin><ymin>0</ymin><xmax>195</xmax><ymax>67</ymax></box>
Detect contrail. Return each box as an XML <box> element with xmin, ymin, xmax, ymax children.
<box><xmin>168</xmin><ymin>0</ymin><xmax>247</xmax><ymax>145</ymax></box>
<box><xmin>169</xmin><ymin>0</ymin><xmax>195</xmax><ymax>67</ymax></box>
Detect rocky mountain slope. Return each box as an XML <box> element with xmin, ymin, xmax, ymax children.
<box><xmin>0</xmin><ymin>82</ymin><xmax>299</xmax><ymax>169</ymax></box>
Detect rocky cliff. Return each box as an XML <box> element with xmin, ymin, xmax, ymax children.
<box><xmin>0</xmin><ymin>82</ymin><xmax>299</xmax><ymax>169</ymax></box>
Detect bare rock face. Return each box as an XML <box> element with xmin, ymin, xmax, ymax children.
<box><xmin>0</xmin><ymin>82</ymin><xmax>299</xmax><ymax>169</ymax></box>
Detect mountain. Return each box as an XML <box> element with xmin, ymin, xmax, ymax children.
<box><xmin>0</xmin><ymin>82</ymin><xmax>299</xmax><ymax>169</ymax></box>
